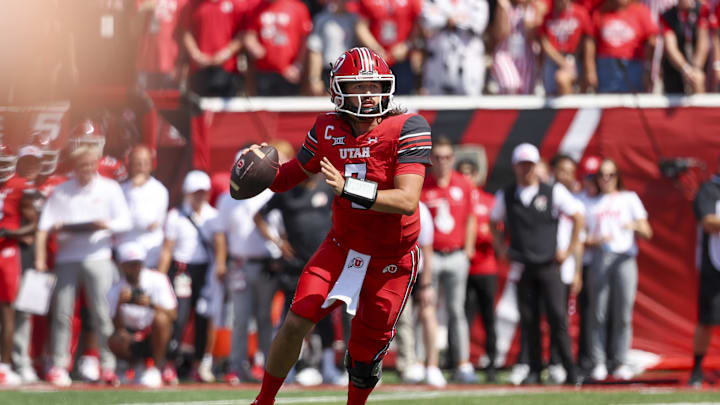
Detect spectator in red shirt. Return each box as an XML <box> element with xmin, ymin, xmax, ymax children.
<box><xmin>712</xmin><ymin>4</ymin><xmax>720</xmax><ymax>89</ymax></box>
<box><xmin>590</xmin><ymin>0</ymin><xmax>658</xmax><ymax>93</ymax></box>
<box><xmin>355</xmin><ymin>0</ymin><xmax>423</xmax><ymax>94</ymax></box>
<box><xmin>134</xmin><ymin>0</ymin><xmax>189</xmax><ymax>89</ymax></box>
<box><xmin>659</xmin><ymin>0</ymin><xmax>710</xmax><ymax>94</ymax></box>
<box><xmin>420</xmin><ymin>137</ymin><xmax>478</xmax><ymax>383</ymax></box>
<box><xmin>539</xmin><ymin>0</ymin><xmax>595</xmax><ymax>94</ymax></box>
<box><xmin>244</xmin><ymin>0</ymin><xmax>313</xmax><ymax>96</ymax></box>
<box><xmin>182</xmin><ymin>0</ymin><xmax>250</xmax><ymax>97</ymax></box>
<box><xmin>456</xmin><ymin>158</ymin><xmax>500</xmax><ymax>383</ymax></box>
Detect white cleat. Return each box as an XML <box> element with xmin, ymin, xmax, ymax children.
<box><xmin>46</xmin><ymin>366</ymin><xmax>72</xmax><ymax>387</ymax></box>
<box><xmin>401</xmin><ymin>363</ymin><xmax>425</xmax><ymax>384</ymax></box>
<box><xmin>547</xmin><ymin>364</ymin><xmax>567</xmax><ymax>384</ymax></box>
<box><xmin>77</xmin><ymin>355</ymin><xmax>100</xmax><ymax>382</ymax></box>
<box><xmin>509</xmin><ymin>363</ymin><xmax>530</xmax><ymax>386</ymax></box>
<box><xmin>17</xmin><ymin>366</ymin><xmax>39</xmax><ymax>384</ymax></box>
<box><xmin>591</xmin><ymin>364</ymin><xmax>608</xmax><ymax>381</ymax></box>
<box><xmin>425</xmin><ymin>366</ymin><xmax>447</xmax><ymax>388</ymax></box>
<box><xmin>0</xmin><ymin>363</ymin><xmax>21</xmax><ymax>386</ymax></box>
<box><xmin>138</xmin><ymin>366</ymin><xmax>163</xmax><ymax>388</ymax></box>
<box><xmin>612</xmin><ymin>364</ymin><xmax>634</xmax><ymax>381</ymax></box>
<box><xmin>295</xmin><ymin>367</ymin><xmax>323</xmax><ymax>386</ymax></box>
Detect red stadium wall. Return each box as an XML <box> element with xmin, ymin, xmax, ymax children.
<box><xmin>197</xmin><ymin>99</ymin><xmax>720</xmax><ymax>370</ymax></box>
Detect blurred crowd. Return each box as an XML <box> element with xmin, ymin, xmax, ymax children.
<box><xmin>4</xmin><ymin>0</ymin><xmax>720</xmax><ymax>104</ymax></box>
<box><xmin>0</xmin><ymin>112</ymin><xmax>669</xmax><ymax>388</ymax></box>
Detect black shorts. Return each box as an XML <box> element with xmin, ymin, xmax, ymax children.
<box><xmin>128</xmin><ymin>329</ymin><xmax>153</xmax><ymax>359</ymax></box>
<box><xmin>698</xmin><ymin>268</ymin><xmax>720</xmax><ymax>325</ymax></box>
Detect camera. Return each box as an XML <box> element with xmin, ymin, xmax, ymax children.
<box><xmin>658</xmin><ymin>157</ymin><xmax>703</xmax><ymax>179</ymax></box>
<box><xmin>130</xmin><ymin>287</ymin><xmax>144</xmax><ymax>304</ymax></box>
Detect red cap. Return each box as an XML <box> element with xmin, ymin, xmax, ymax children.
<box><xmin>579</xmin><ymin>155</ymin><xmax>602</xmax><ymax>177</ymax></box>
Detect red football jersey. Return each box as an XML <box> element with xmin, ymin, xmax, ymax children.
<box><xmin>36</xmin><ymin>175</ymin><xmax>67</xmax><ymax>198</ymax></box>
<box><xmin>0</xmin><ymin>176</ymin><xmax>32</xmax><ymax>246</ymax></box>
<box><xmin>540</xmin><ymin>3</ymin><xmax>593</xmax><ymax>54</ymax></box>
<box><xmin>469</xmin><ymin>187</ymin><xmax>499</xmax><ymax>275</ymax></box>
<box><xmin>358</xmin><ymin>0</ymin><xmax>422</xmax><ymax>65</ymax></box>
<box><xmin>135</xmin><ymin>0</ymin><xmax>189</xmax><ymax>73</ymax></box>
<box><xmin>247</xmin><ymin>0</ymin><xmax>313</xmax><ymax>74</ymax></box>
<box><xmin>421</xmin><ymin>171</ymin><xmax>475</xmax><ymax>252</ymax></box>
<box><xmin>182</xmin><ymin>0</ymin><xmax>252</xmax><ymax>72</ymax></box>
<box><xmin>98</xmin><ymin>155</ymin><xmax>128</xmax><ymax>182</ymax></box>
<box><xmin>593</xmin><ymin>3</ymin><xmax>658</xmax><ymax>60</ymax></box>
<box><xmin>297</xmin><ymin>112</ymin><xmax>432</xmax><ymax>258</ymax></box>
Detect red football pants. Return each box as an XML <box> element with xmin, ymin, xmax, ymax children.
<box><xmin>291</xmin><ymin>236</ymin><xmax>420</xmax><ymax>363</ymax></box>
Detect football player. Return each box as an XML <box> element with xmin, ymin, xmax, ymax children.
<box><xmin>67</xmin><ymin>119</ymin><xmax>128</xmax><ymax>182</ymax></box>
<box><xmin>0</xmin><ymin>145</ymin><xmax>44</xmax><ymax>385</ymax></box>
<box><xmin>245</xmin><ymin>47</ymin><xmax>433</xmax><ymax>405</ymax></box>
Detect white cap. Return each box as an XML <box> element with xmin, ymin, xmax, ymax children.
<box><xmin>511</xmin><ymin>143</ymin><xmax>540</xmax><ymax>165</ymax></box>
<box><xmin>117</xmin><ymin>241</ymin><xmax>146</xmax><ymax>263</ymax></box>
<box><xmin>182</xmin><ymin>170</ymin><xmax>211</xmax><ymax>194</ymax></box>
<box><xmin>17</xmin><ymin>145</ymin><xmax>43</xmax><ymax>160</ymax></box>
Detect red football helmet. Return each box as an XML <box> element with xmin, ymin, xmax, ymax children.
<box><xmin>329</xmin><ymin>47</ymin><xmax>395</xmax><ymax>118</ymax></box>
<box><xmin>68</xmin><ymin>119</ymin><xmax>106</xmax><ymax>153</ymax></box>
<box><xmin>30</xmin><ymin>130</ymin><xmax>60</xmax><ymax>176</ymax></box>
<box><xmin>0</xmin><ymin>144</ymin><xmax>16</xmax><ymax>183</ymax></box>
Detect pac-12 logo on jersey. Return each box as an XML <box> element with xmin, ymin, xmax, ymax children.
<box><xmin>340</xmin><ymin>147</ymin><xmax>370</xmax><ymax>159</ymax></box>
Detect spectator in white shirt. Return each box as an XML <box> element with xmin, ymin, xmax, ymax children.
<box><xmin>420</xmin><ymin>0</ymin><xmax>490</xmax><ymax>95</ymax></box>
<box><xmin>35</xmin><ymin>146</ymin><xmax>132</xmax><ymax>387</ymax></box>
<box><xmin>215</xmin><ymin>143</ymin><xmax>292</xmax><ymax>385</ymax></box>
<box><xmin>546</xmin><ymin>154</ymin><xmax>585</xmax><ymax>383</ymax></box>
<box><xmin>119</xmin><ymin>145</ymin><xmax>169</xmax><ymax>268</ymax></box>
<box><xmin>157</xmin><ymin>170</ymin><xmax>220</xmax><ymax>384</ymax></box>
<box><xmin>107</xmin><ymin>242</ymin><xmax>177</xmax><ymax>388</ymax></box>
<box><xmin>394</xmin><ymin>201</ymin><xmax>446</xmax><ymax>387</ymax></box>
<box><xmin>584</xmin><ymin>158</ymin><xmax>652</xmax><ymax>382</ymax></box>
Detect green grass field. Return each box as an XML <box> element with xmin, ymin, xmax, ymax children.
<box><xmin>4</xmin><ymin>385</ymin><xmax>720</xmax><ymax>405</ymax></box>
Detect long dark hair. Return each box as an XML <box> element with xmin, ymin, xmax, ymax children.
<box><xmin>595</xmin><ymin>158</ymin><xmax>625</xmax><ymax>191</ymax></box>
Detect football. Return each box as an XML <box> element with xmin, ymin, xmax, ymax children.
<box><xmin>229</xmin><ymin>145</ymin><xmax>279</xmax><ymax>200</ymax></box>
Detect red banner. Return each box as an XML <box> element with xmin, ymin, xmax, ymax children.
<box><xmin>199</xmin><ymin>101</ymin><xmax>720</xmax><ymax>370</ymax></box>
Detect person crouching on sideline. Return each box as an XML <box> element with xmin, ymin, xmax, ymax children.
<box><xmin>108</xmin><ymin>242</ymin><xmax>178</xmax><ymax>387</ymax></box>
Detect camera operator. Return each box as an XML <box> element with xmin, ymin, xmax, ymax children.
<box><xmin>108</xmin><ymin>242</ymin><xmax>177</xmax><ymax>387</ymax></box>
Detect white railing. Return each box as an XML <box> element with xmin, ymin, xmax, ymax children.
<box><xmin>199</xmin><ymin>94</ymin><xmax>720</xmax><ymax>112</ymax></box>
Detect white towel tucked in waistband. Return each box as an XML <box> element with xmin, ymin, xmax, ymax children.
<box><xmin>321</xmin><ymin>249</ymin><xmax>370</xmax><ymax>316</ymax></box>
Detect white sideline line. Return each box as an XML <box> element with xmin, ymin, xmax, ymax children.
<box><xmin>615</xmin><ymin>403</ymin><xmax>720</xmax><ymax>405</ymax></box>
<box><xmin>117</xmin><ymin>388</ymin><xmax>529</xmax><ymax>405</ymax></box>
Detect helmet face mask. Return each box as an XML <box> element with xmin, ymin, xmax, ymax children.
<box><xmin>30</xmin><ymin>130</ymin><xmax>60</xmax><ymax>176</ymax></box>
<box><xmin>330</xmin><ymin>47</ymin><xmax>395</xmax><ymax>118</ymax></box>
<box><xmin>0</xmin><ymin>146</ymin><xmax>16</xmax><ymax>183</ymax></box>
<box><xmin>40</xmin><ymin>149</ymin><xmax>59</xmax><ymax>176</ymax></box>
<box><xmin>69</xmin><ymin>119</ymin><xmax>106</xmax><ymax>154</ymax></box>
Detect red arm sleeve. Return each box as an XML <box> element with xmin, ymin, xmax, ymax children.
<box><xmin>269</xmin><ymin>158</ymin><xmax>308</xmax><ymax>192</ymax></box>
